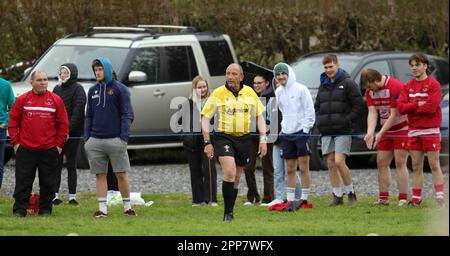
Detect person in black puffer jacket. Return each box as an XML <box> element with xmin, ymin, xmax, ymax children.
<box><xmin>314</xmin><ymin>54</ymin><xmax>362</xmax><ymax>207</ymax></box>
<box><xmin>52</xmin><ymin>63</ymin><xmax>86</xmax><ymax>206</ymax></box>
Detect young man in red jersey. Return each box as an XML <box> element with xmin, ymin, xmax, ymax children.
<box><xmin>397</xmin><ymin>53</ymin><xmax>445</xmax><ymax>207</ymax></box>
<box><xmin>361</xmin><ymin>69</ymin><xmax>409</xmax><ymax>207</ymax></box>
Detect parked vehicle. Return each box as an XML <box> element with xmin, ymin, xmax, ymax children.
<box><xmin>6</xmin><ymin>25</ymin><xmax>238</xmax><ymax>168</ymax></box>
<box><xmin>290</xmin><ymin>51</ymin><xmax>449</xmax><ymax>170</ymax></box>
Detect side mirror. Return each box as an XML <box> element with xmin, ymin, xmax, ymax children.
<box><xmin>24</xmin><ymin>67</ymin><xmax>32</xmax><ymax>76</ymax></box>
<box><xmin>128</xmin><ymin>71</ymin><xmax>147</xmax><ymax>82</ymax></box>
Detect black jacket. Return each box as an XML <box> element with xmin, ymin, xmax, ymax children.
<box><xmin>180</xmin><ymin>98</ymin><xmax>214</xmax><ymax>152</ymax></box>
<box><xmin>53</xmin><ymin>63</ymin><xmax>86</xmax><ymax>136</ymax></box>
<box><xmin>314</xmin><ymin>69</ymin><xmax>363</xmax><ymax>135</ymax></box>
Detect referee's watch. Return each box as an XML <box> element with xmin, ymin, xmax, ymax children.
<box><xmin>203</xmin><ymin>140</ymin><xmax>212</xmax><ymax>146</ymax></box>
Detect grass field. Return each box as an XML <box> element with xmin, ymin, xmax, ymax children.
<box><xmin>0</xmin><ymin>193</ymin><xmax>448</xmax><ymax>236</ymax></box>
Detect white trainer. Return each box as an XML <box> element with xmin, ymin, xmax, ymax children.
<box><xmin>398</xmin><ymin>199</ymin><xmax>408</xmax><ymax>207</ymax></box>
<box><xmin>267</xmin><ymin>199</ymin><xmax>284</xmax><ymax>207</ymax></box>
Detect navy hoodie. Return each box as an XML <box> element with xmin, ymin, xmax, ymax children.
<box><xmin>84</xmin><ymin>57</ymin><xmax>133</xmax><ymax>141</ymax></box>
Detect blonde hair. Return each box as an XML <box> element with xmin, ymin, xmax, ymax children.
<box><xmin>191</xmin><ymin>75</ymin><xmax>211</xmax><ymax>101</ymax></box>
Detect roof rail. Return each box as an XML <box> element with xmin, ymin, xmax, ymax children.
<box><xmin>86</xmin><ymin>26</ymin><xmax>153</xmax><ymax>35</ymax></box>
<box><xmin>136</xmin><ymin>25</ymin><xmax>197</xmax><ymax>33</ymax></box>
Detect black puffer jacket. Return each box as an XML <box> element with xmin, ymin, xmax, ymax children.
<box><xmin>53</xmin><ymin>63</ymin><xmax>86</xmax><ymax>136</ymax></box>
<box><xmin>314</xmin><ymin>69</ymin><xmax>363</xmax><ymax>135</ymax></box>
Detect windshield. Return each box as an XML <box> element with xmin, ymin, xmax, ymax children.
<box><xmin>291</xmin><ymin>56</ymin><xmax>359</xmax><ymax>89</ymax></box>
<box><xmin>27</xmin><ymin>45</ymin><xmax>129</xmax><ymax>81</ymax></box>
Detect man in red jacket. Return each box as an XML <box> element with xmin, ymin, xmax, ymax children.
<box><xmin>397</xmin><ymin>53</ymin><xmax>444</xmax><ymax>207</ymax></box>
<box><xmin>8</xmin><ymin>70</ymin><xmax>69</xmax><ymax>217</ymax></box>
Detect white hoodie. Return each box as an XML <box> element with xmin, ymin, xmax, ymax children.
<box><xmin>274</xmin><ymin>65</ymin><xmax>315</xmax><ymax>134</ymax></box>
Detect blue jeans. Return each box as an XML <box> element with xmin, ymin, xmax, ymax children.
<box><xmin>0</xmin><ymin>127</ymin><xmax>6</xmax><ymax>188</ymax></box>
<box><xmin>273</xmin><ymin>144</ymin><xmax>302</xmax><ymax>200</ymax></box>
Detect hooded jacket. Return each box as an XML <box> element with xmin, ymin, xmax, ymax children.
<box><xmin>84</xmin><ymin>57</ymin><xmax>134</xmax><ymax>141</ymax></box>
<box><xmin>53</xmin><ymin>63</ymin><xmax>86</xmax><ymax>136</ymax></box>
<box><xmin>314</xmin><ymin>68</ymin><xmax>363</xmax><ymax>135</ymax></box>
<box><xmin>0</xmin><ymin>77</ymin><xmax>15</xmax><ymax>127</ymax></box>
<box><xmin>274</xmin><ymin>64</ymin><xmax>315</xmax><ymax>134</ymax></box>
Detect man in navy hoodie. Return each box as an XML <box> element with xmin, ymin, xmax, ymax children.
<box><xmin>84</xmin><ymin>57</ymin><xmax>136</xmax><ymax>217</ymax></box>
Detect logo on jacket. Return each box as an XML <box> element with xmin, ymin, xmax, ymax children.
<box><xmin>46</xmin><ymin>99</ymin><xmax>53</xmax><ymax>105</ymax></box>
<box><xmin>339</xmin><ymin>85</ymin><xmax>344</xmax><ymax>89</ymax></box>
<box><xmin>27</xmin><ymin>112</ymin><xmax>32</xmax><ymax>117</ymax></box>
<box><xmin>224</xmin><ymin>145</ymin><xmax>230</xmax><ymax>153</ymax></box>
<box><xmin>107</xmin><ymin>89</ymin><xmax>114</xmax><ymax>95</ymax></box>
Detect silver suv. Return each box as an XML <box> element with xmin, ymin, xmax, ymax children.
<box><xmin>8</xmin><ymin>25</ymin><xmax>238</xmax><ymax>168</ymax></box>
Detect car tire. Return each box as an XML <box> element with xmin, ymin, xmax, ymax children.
<box><xmin>76</xmin><ymin>141</ymin><xmax>90</xmax><ymax>169</ymax></box>
<box><xmin>310</xmin><ymin>126</ymin><xmax>327</xmax><ymax>171</ymax></box>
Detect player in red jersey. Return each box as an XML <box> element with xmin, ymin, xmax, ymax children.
<box><xmin>397</xmin><ymin>53</ymin><xmax>444</xmax><ymax>207</ymax></box>
<box><xmin>361</xmin><ymin>69</ymin><xmax>409</xmax><ymax>206</ymax></box>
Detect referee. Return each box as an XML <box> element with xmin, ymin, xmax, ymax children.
<box><xmin>201</xmin><ymin>63</ymin><xmax>267</xmax><ymax>222</ymax></box>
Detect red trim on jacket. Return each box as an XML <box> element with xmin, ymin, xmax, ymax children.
<box><xmin>8</xmin><ymin>90</ymin><xmax>69</xmax><ymax>151</ymax></box>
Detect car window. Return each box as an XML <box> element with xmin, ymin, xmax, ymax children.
<box><xmin>354</xmin><ymin>60</ymin><xmax>390</xmax><ymax>86</ymax></box>
<box><xmin>292</xmin><ymin>57</ymin><xmax>359</xmax><ymax>89</ymax></box>
<box><xmin>129</xmin><ymin>46</ymin><xmax>198</xmax><ymax>84</ymax></box>
<box><xmin>391</xmin><ymin>59</ymin><xmax>413</xmax><ymax>83</ymax></box>
<box><xmin>434</xmin><ymin>59</ymin><xmax>449</xmax><ymax>85</ymax></box>
<box><xmin>199</xmin><ymin>39</ymin><xmax>234</xmax><ymax>76</ymax></box>
<box><xmin>29</xmin><ymin>45</ymin><xmax>129</xmax><ymax>80</ymax></box>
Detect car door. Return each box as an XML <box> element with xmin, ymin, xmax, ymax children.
<box><xmin>125</xmin><ymin>45</ymin><xmax>199</xmax><ymax>143</ymax></box>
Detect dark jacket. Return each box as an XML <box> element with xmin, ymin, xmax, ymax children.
<box><xmin>53</xmin><ymin>63</ymin><xmax>86</xmax><ymax>136</ymax></box>
<box><xmin>84</xmin><ymin>57</ymin><xmax>134</xmax><ymax>141</ymax></box>
<box><xmin>181</xmin><ymin>98</ymin><xmax>214</xmax><ymax>151</ymax></box>
<box><xmin>314</xmin><ymin>68</ymin><xmax>363</xmax><ymax>135</ymax></box>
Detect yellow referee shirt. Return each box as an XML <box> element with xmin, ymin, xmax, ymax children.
<box><xmin>201</xmin><ymin>85</ymin><xmax>265</xmax><ymax>137</ymax></box>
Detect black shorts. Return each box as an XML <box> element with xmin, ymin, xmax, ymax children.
<box><xmin>279</xmin><ymin>130</ymin><xmax>311</xmax><ymax>159</ymax></box>
<box><xmin>214</xmin><ymin>133</ymin><xmax>251</xmax><ymax>166</ymax></box>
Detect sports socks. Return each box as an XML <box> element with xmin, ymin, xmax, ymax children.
<box><xmin>98</xmin><ymin>197</ymin><xmax>107</xmax><ymax>213</ymax></box>
<box><xmin>412</xmin><ymin>188</ymin><xmax>422</xmax><ymax>205</ymax></box>
<box><xmin>300</xmin><ymin>188</ymin><xmax>310</xmax><ymax>201</ymax></box>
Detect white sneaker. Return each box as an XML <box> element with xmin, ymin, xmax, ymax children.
<box><xmin>243</xmin><ymin>201</ymin><xmax>254</xmax><ymax>206</ymax></box>
<box><xmin>267</xmin><ymin>199</ymin><xmax>284</xmax><ymax>207</ymax></box>
<box><xmin>210</xmin><ymin>202</ymin><xmax>218</xmax><ymax>207</ymax></box>
<box><xmin>398</xmin><ymin>199</ymin><xmax>408</xmax><ymax>207</ymax></box>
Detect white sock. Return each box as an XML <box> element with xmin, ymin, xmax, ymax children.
<box><xmin>98</xmin><ymin>197</ymin><xmax>107</xmax><ymax>213</ymax></box>
<box><xmin>333</xmin><ymin>187</ymin><xmax>343</xmax><ymax>197</ymax></box>
<box><xmin>69</xmin><ymin>194</ymin><xmax>76</xmax><ymax>201</ymax></box>
<box><xmin>123</xmin><ymin>197</ymin><xmax>131</xmax><ymax>211</ymax></box>
<box><xmin>54</xmin><ymin>193</ymin><xmax>60</xmax><ymax>200</ymax></box>
<box><xmin>286</xmin><ymin>187</ymin><xmax>295</xmax><ymax>201</ymax></box>
<box><xmin>301</xmin><ymin>188</ymin><xmax>310</xmax><ymax>201</ymax></box>
<box><xmin>345</xmin><ymin>184</ymin><xmax>354</xmax><ymax>194</ymax></box>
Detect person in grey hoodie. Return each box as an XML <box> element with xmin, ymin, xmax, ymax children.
<box><xmin>84</xmin><ymin>57</ymin><xmax>136</xmax><ymax>217</ymax></box>
<box><xmin>52</xmin><ymin>63</ymin><xmax>86</xmax><ymax>206</ymax></box>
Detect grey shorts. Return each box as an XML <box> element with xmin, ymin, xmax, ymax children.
<box><xmin>84</xmin><ymin>137</ymin><xmax>131</xmax><ymax>174</ymax></box>
<box><xmin>321</xmin><ymin>135</ymin><xmax>352</xmax><ymax>156</ymax></box>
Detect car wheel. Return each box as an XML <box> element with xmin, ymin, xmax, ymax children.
<box><xmin>76</xmin><ymin>141</ymin><xmax>90</xmax><ymax>169</ymax></box>
<box><xmin>310</xmin><ymin>127</ymin><xmax>327</xmax><ymax>171</ymax></box>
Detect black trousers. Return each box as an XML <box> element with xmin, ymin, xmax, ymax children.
<box><xmin>55</xmin><ymin>139</ymin><xmax>79</xmax><ymax>194</ymax></box>
<box><xmin>13</xmin><ymin>146</ymin><xmax>58</xmax><ymax>213</ymax></box>
<box><xmin>243</xmin><ymin>138</ymin><xmax>274</xmax><ymax>203</ymax></box>
<box><xmin>184</xmin><ymin>146</ymin><xmax>217</xmax><ymax>204</ymax></box>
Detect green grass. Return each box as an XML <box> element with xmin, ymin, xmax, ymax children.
<box><xmin>0</xmin><ymin>194</ymin><xmax>447</xmax><ymax>236</ymax></box>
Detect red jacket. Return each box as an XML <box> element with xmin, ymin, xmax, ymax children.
<box><xmin>397</xmin><ymin>76</ymin><xmax>442</xmax><ymax>130</ymax></box>
<box><xmin>8</xmin><ymin>90</ymin><xmax>69</xmax><ymax>151</ymax></box>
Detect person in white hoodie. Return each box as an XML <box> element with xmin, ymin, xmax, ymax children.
<box><xmin>273</xmin><ymin>63</ymin><xmax>315</xmax><ymax>211</ymax></box>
